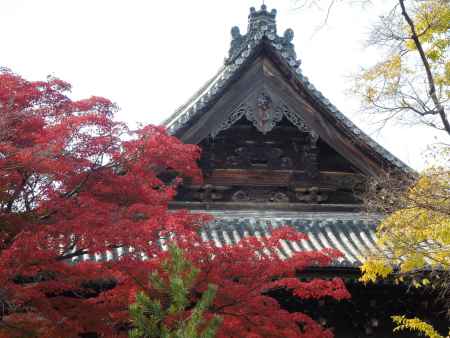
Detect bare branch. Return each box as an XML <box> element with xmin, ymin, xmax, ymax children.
<box><xmin>398</xmin><ymin>0</ymin><xmax>450</xmax><ymax>135</ymax></box>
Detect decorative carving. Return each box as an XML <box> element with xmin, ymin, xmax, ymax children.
<box><xmin>247</xmin><ymin>5</ymin><xmax>277</xmax><ymax>37</ymax></box>
<box><xmin>232</xmin><ymin>188</ymin><xmax>292</xmax><ymax>203</ymax></box>
<box><xmin>223</xmin><ymin>142</ymin><xmax>290</xmax><ymax>169</ymax></box>
<box><xmin>229</xmin><ymin>26</ymin><xmax>245</xmax><ymax>57</ymax></box>
<box><xmin>296</xmin><ymin>187</ymin><xmax>328</xmax><ymax>203</ymax></box>
<box><xmin>188</xmin><ymin>185</ymin><xmax>232</xmax><ymax>202</ymax></box>
<box><xmin>194</xmin><ymin>185</ymin><xmax>223</xmax><ymax>202</ymax></box>
<box><xmin>178</xmin><ymin>179</ymin><xmax>361</xmax><ymax>204</ymax></box>
<box><xmin>270</xmin><ymin>192</ymin><xmax>290</xmax><ymax>203</ymax></box>
<box><xmin>177</xmin><ymin>181</ymin><xmax>362</xmax><ymax>204</ymax></box>
<box><xmin>212</xmin><ymin>104</ymin><xmax>248</xmax><ymax>137</ymax></box>
<box><xmin>245</xmin><ymin>92</ymin><xmax>282</xmax><ymax>134</ymax></box>
<box><xmin>232</xmin><ymin>190</ymin><xmax>250</xmax><ymax>202</ymax></box>
<box><xmin>223</xmin><ymin>4</ymin><xmax>278</xmax><ymax>62</ymax></box>
<box><xmin>226</xmin><ymin>5</ymin><xmax>301</xmax><ymax>69</ymax></box>
<box><xmin>282</xmin><ymin>105</ymin><xmax>310</xmax><ymax>132</ymax></box>
<box><xmin>281</xmin><ymin>28</ymin><xmax>297</xmax><ymax>61</ymax></box>
<box><xmin>171</xmin><ymin>5</ymin><xmax>306</xmax><ymax>136</ymax></box>
<box><xmin>211</xmin><ymin>97</ymin><xmax>315</xmax><ymax>138</ymax></box>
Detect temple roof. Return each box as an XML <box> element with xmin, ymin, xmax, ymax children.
<box><xmin>155</xmin><ymin>6</ymin><xmax>418</xmax><ymax>271</ymax></box>
<box><xmin>163</xmin><ymin>5</ymin><xmax>413</xmax><ymax>176</ymax></box>
<box><xmin>199</xmin><ymin>211</ymin><xmax>381</xmax><ymax>268</ymax></box>
<box><xmin>75</xmin><ymin>211</ymin><xmax>382</xmax><ymax>268</ymax></box>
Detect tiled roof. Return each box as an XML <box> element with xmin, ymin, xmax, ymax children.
<box><xmin>163</xmin><ymin>5</ymin><xmax>414</xmax><ymax>175</ymax></box>
<box><xmin>199</xmin><ymin>211</ymin><xmax>382</xmax><ymax>268</ymax></box>
<box><xmin>75</xmin><ymin>211</ymin><xmax>383</xmax><ymax>269</ymax></box>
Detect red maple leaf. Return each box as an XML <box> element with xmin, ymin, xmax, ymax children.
<box><xmin>0</xmin><ymin>69</ymin><xmax>349</xmax><ymax>338</ymax></box>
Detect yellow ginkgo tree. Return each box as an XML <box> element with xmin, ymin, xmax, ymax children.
<box><xmin>355</xmin><ymin>1</ymin><xmax>450</xmax><ymax>336</ymax></box>
<box><xmin>294</xmin><ymin>0</ymin><xmax>449</xmax><ymax>336</ymax></box>
<box><xmin>361</xmin><ymin>146</ymin><xmax>450</xmax><ymax>338</ymax></box>
<box><xmin>352</xmin><ymin>0</ymin><xmax>449</xmax><ymax>136</ymax></box>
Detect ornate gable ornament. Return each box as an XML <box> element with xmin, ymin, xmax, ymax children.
<box><xmin>211</xmin><ymin>91</ymin><xmax>312</xmax><ymax>137</ymax></box>
<box><xmin>164</xmin><ymin>5</ymin><xmax>413</xmax><ymax>175</ymax></box>
<box><xmin>246</xmin><ymin>92</ymin><xmax>282</xmax><ymax>134</ymax></box>
<box><xmin>227</xmin><ymin>5</ymin><xmax>299</xmax><ymax>67</ymax></box>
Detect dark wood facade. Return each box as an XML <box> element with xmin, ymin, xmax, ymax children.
<box><xmin>164</xmin><ymin>5</ymin><xmax>446</xmax><ymax>337</ymax></box>
<box><xmin>171</xmin><ymin>56</ymin><xmax>369</xmax><ymax>212</ymax></box>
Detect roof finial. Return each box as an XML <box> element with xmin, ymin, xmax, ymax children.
<box><xmin>247</xmin><ymin>4</ymin><xmax>277</xmax><ymax>33</ymax></box>
<box><xmin>226</xmin><ymin>5</ymin><xmax>300</xmax><ymax>69</ymax></box>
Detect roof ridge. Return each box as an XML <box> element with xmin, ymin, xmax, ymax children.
<box><xmin>163</xmin><ymin>65</ymin><xmax>226</xmax><ymax>127</ymax></box>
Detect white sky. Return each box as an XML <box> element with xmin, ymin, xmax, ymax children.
<box><xmin>0</xmin><ymin>0</ymin><xmax>446</xmax><ymax>170</ymax></box>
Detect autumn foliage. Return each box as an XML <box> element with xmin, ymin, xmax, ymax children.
<box><xmin>0</xmin><ymin>69</ymin><xmax>349</xmax><ymax>337</ymax></box>
<box><xmin>360</xmin><ymin>153</ymin><xmax>450</xmax><ymax>338</ymax></box>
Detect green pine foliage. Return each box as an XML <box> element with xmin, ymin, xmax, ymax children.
<box><xmin>128</xmin><ymin>245</ymin><xmax>222</xmax><ymax>338</ymax></box>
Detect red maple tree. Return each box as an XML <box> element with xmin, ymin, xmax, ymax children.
<box><xmin>0</xmin><ymin>69</ymin><xmax>349</xmax><ymax>338</ymax></box>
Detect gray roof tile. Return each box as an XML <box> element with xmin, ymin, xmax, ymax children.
<box><xmin>73</xmin><ymin>211</ymin><xmax>383</xmax><ymax>269</ymax></box>
<box><xmin>193</xmin><ymin>211</ymin><xmax>382</xmax><ymax>268</ymax></box>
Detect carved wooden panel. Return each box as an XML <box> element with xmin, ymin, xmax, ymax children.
<box><xmin>175</xmin><ymin>72</ymin><xmax>367</xmax><ymax>207</ymax></box>
<box><xmin>181</xmin><ymin>107</ymin><xmax>366</xmax><ymax>206</ymax></box>
<box><xmin>175</xmin><ymin>169</ymin><xmax>364</xmax><ymax>205</ymax></box>
<box><xmin>204</xmin><ymin>120</ymin><xmax>312</xmax><ymax>172</ymax></box>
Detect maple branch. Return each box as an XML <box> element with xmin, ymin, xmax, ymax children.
<box><xmin>4</xmin><ymin>173</ymin><xmax>29</xmax><ymax>213</ymax></box>
<box><xmin>398</xmin><ymin>0</ymin><xmax>450</xmax><ymax>135</ymax></box>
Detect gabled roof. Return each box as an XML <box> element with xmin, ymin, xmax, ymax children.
<box><xmin>163</xmin><ymin>5</ymin><xmax>413</xmax><ymax>176</ymax></box>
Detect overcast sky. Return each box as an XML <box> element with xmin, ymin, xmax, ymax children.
<box><xmin>1</xmin><ymin>0</ymin><xmax>446</xmax><ymax>170</ymax></box>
